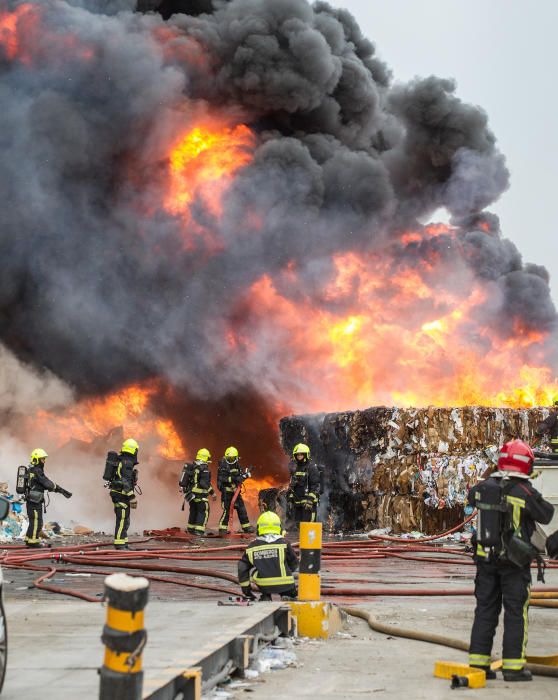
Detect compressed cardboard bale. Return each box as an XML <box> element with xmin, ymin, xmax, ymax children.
<box><xmin>279</xmin><ymin>405</ymin><xmax>550</xmax><ymax>534</ymax></box>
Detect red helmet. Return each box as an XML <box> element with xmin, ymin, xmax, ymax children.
<box><xmin>497</xmin><ymin>439</ymin><xmax>534</xmax><ymax>475</ymax></box>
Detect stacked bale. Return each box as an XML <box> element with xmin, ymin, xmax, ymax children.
<box><xmin>279</xmin><ymin>406</ymin><xmax>551</xmax><ymax>534</ymax></box>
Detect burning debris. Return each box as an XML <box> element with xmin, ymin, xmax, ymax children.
<box><xmin>280</xmin><ymin>405</ymin><xmax>554</xmax><ymax>534</ymax></box>
<box><xmin>0</xmin><ymin>0</ymin><xmax>556</xmax><ymax>507</ymax></box>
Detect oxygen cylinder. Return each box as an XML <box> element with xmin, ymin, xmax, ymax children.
<box><xmin>179</xmin><ymin>464</ymin><xmax>192</xmax><ymax>489</ymax></box>
<box><xmin>474</xmin><ymin>478</ymin><xmax>505</xmax><ymax>547</ymax></box>
<box><xmin>16</xmin><ymin>465</ymin><xmax>28</xmax><ymax>495</ymax></box>
<box><xmin>103</xmin><ymin>451</ymin><xmax>120</xmax><ymax>482</ymax></box>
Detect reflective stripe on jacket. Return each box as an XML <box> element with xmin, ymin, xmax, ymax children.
<box><xmin>238</xmin><ymin>535</ymin><xmax>299</xmax><ymax>592</ymax></box>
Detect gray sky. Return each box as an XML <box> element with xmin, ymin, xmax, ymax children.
<box><xmin>340</xmin><ymin>0</ymin><xmax>558</xmax><ymax>304</ymax></box>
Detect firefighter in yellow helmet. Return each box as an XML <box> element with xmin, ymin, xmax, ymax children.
<box><xmin>217</xmin><ymin>446</ymin><xmax>254</xmax><ymax>535</ymax></box>
<box><xmin>535</xmin><ymin>393</ymin><xmax>558</xmax><ymax>458</ymax></box>
<box><xmin>286</xmin><ymin>443</ymin><xmax>321</xmax><ymax>525</ymax></box>
<box><xmin>109</xmin><ymin>438</ymin><xmax>140</xmax><ymax>550</ymax></box>
<box><xmin>24</xmin><ymin>449</ymin><xmax>72</xmax><ymax>547</ymax></box>
<box><xmin>238</xmin><ymin>511</ymin><xmax>298</xmax><ymax>601</ymax></box>
<box><xmin>179</xmin><ymin>448</ymin><xmax>216</xmax><ymax>535</ymax></box>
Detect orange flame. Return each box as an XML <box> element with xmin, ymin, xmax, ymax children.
<box><xmin>165</xmin><ymin>123</ymin><xmax>256</xmax><ymax>246</ymax></box>
<box><xmin>30</xmin><ymin>383</ymin><xmax>185</xmax><ymax>460</ymax></box>
<box><xmin>0</xmin><ymin>3</ymin><xmax>37</xmax><ymax>63</ymax></box>
<box><xmin>242</xmin><ymin>476</ymin><xmax>278</xmax><ymax>513</ymax></box>
<box><xmin>234</xmin><ymin>233</ymin><xmax>558</xmax><ymax>412</ymax></box>
<box><xmin>0</xmin><ymin>3</ymin><xmax>93</xmax><ymax>65</ymax></box>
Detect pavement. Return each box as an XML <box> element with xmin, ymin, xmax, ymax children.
<box><xmin>1</xmin><ymin>597</ymin><xmax>285</xmax><ymax>699</ymax></box>
<box><xmin>2</xmin><ymin>538</ymin><xmax>558</xmax><ymax>699</ymax></box>
<box><xmin>228</xmin><ymin>598</ymin><xmax>558</xmax><ymax>699</ymax></box>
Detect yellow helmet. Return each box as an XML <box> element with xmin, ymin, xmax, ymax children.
<box><xmin>257</xmin><ymin>510</ymin><xmax>282</xmax><ymax>536</ymax></box>
<box><xmin>292</xmin><ymin>443</ymin><xmax>310</xmax><ymax>458</ymax></box>
<box><xmin>30</xmin><ymin>448</ymin><xmax>48</xmax><ymax>465</ymax></box>
<box><xmin>224</xmin><ymin>446</ymin><xmax>239</xmax><ymax>463</ymax></box>
<box><xmin>196</xmin><ymin>448</ymin><xmax>211</xmax><ymax>463</ymax></box>
<box><xmin>121</xmin><ymin>438</ymin><xmax>139</xmax><ymax>455</ymax></box>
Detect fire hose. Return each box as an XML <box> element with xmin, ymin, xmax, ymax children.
<box><xmin>228</xmin><ymin>482</ymin><xmax>243</xmax><ymax>533</ymax></box>
<box><xmin>367</xmin><ymin>511</ymin><xmax>477</xmax><ymax>543</ymax></box>
<box><xmin>340</xmin><ymin>606</ymin><xmax>558</xmax><ymax>677</ymax></box>
<box><xmin>2</xmin><ymin>513</ymin><xmax>557</xmax><ymax>603</ymax></box>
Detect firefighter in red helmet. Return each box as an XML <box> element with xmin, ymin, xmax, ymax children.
<box><xmin>467</xmin><ymin>440</ymin><xmax>554</xmax><ymax>681</ymax></box>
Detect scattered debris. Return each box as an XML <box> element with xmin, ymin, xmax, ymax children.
<box><xmin>281</xmin><ymin>406</ymin><xmax>550</xmax><ymax>533</ymax></box>
<box><xmin>73</xmin><ymin>525</ymin><xmax>94</xmax><ymax>535</ymax></box>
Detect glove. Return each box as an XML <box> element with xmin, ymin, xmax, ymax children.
<box><xmin>130</xmin><ymin>498</ymin><xmax>138</xmax><ymax>510</ymax></box>
<box><xmin>241</xmin><ymin>587</ymin><xmax>256</xmax><ymax>600</ymax></box>
<box><xmin>56</xmin><ymin>486</ymin><xmax>72</xmax><ymax>499</ymax></box>
<box><xmin>303</xmin><ymin>500</ymin><xmax>313</xmax><ymax>511</ymax></box>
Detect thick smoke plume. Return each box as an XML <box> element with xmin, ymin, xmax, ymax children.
<box><xmin>0</xmin><ymin>0</ymin><xmax>556</xmax><ymax>528</ymax></box>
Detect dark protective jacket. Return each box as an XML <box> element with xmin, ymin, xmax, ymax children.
<box><xmin>189</xmin><ymin>461</ymin><xmax>214</xmax><ymax>499</ymax></box>
<box><xmin>536</xmin><ymin>410</ymin><xmax>558</xmax><ymax>453</ymax></box>
<box><xmin>288</xmin><ymin>460</ymin><xmax>321</xmax><ymax>503</ymax></box>
<box><xmin>468</xmin><ymin>474</ymin><xmax>554</xmax><ymax>561</ymax></box>
<box><xmin>110</xmin><ymin>452</ymin><xmax>138</xmax><ymax>498</ymax></box>
<box><xmin>238</xmin><ymin>534</ymin><xmax>299</xmax><ymax>593</ymax></box>
<box><xmin>27</xmin><ymin>464</ymin><xmax>57</xmax><ymax>502</ymax></box>
<box><xmin>217</xmin><ymin>458</ymin><xmax>245</xmax><ymax>492</ymax></box>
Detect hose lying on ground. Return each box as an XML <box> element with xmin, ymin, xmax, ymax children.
<box><xmin>340</xmin><ymin>606</ymin><xmax>558</xmax><ymax>678</ymax></box>
<box><xmin>367</xmin><ymin>513</ymin><xmax>477</xmax><ymax>544</ymax></box>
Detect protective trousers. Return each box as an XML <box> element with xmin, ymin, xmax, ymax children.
<box><xmin>188</xmin><ymin>497</ymin><xmax>209</xmax><ymax>534</ymax></box>
<box><xmin>293</xmin><ymin>501</ymin><xmax>317</xmax><ymax>524</ymax></box>
<box><xmin>219</xmin><ymin>491</ymin><xmax>250</xmax><ymax>532</ymax></box>
<box><xmin>25</xmin><ymin>501</ymin><xmax>43</xmax><ymax>545</ymax></box>
<box><xmin>113</xmin><ymin>498</ymin><xmax>131</xmax><ymax>546</ymax></box>
<box><xmin>469</xmin><ymin>560</ymin><xmax>531</xmax><ymax>672</ymax></box>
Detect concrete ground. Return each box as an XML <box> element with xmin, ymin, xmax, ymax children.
<box><xmin>1</xmin><ymin>597</ymin><xmax>285</xmax><ymax>699</ymax></box>
<box><xmin>227</xmin><ymin>598</ymin><xmax>558</xmax><ymax>699</ymax></box>
<box><xmin>2</xmin><ymin>538</ymin><xmax>558</xmax><ymax>699</ymax></box>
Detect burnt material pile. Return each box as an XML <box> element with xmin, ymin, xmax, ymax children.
<box><xmin>280</xmin><ymin>406</ymin><xmax>551</xmax><ymax>534</ymax></box>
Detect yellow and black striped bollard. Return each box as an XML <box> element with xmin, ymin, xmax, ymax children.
<box><xmin>99</xmin><ymin>573</ymin><xmax>149</xmax><ymax>700</ymax></box>
<box><xmin>290</xmin><ymin>521</ymin><xmax>342</xmax><ymax>638</ymax></box>
<box><xmin>298</xmin><ymin>521</ymin><xmax>322</xmax><ymax>600</ymax></box>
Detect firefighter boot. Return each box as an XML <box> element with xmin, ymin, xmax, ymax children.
<box><xmin>502</xmin><ymin>668</ymin><xmax>532</xmax><ymax>682</ymax></box>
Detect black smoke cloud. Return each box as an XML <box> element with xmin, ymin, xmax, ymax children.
<box><xmin>0</xmin><ymin>0</ymin><xmax>556</xmax><ymax>414</ymax></box>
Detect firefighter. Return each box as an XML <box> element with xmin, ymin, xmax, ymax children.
<box><xmin>468</xmin><ymin>439</ymin><xmax>554</xmax><ymax>681</ymax></box>
<box><xmin>182</xmin><ymin>448</ymin><xmax>216</xmax><ymax>535</ymax></box>
<box><xmin>238</xmin><ymin>511</ymin><xmax>298</xmax><ymax>601</ymax></box>
<box><xmin>110</xmin><ymin>438</ymin><xmax>139</xmax><ymax>550</ymax></box>
<box><xmin>287</xmin><ymin>443</ymin><xmax>320</xmax><ymax>524</ymax></box>
<box><xmin>25</xmin><ymin>449</ymin><xmax>72</xmax><ymax>548</ymax></box>
<box><xmin>217</xmin><ymin>446</ymin><xmax>254</xmax><ymax>535</ymax></box>
<box><xmin>534</xmin><ymin>393</ymin><xmax>558</xmax><ymax>457</ymax></box>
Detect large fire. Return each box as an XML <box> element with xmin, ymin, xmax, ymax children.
<box><xmin>29</xmin><ymin>384</ymin><xmax>184</xmax><ymax>461</ymax></box>
<box><xmin>1</xmin><ymin>2</ymin><xmax>557</xmax><ymax>502</ymax></box>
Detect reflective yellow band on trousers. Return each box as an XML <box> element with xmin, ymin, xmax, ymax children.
<box><xmin>104</xmin><ymin>648</ymin><xmax>142</xmax><ymax>673</ymax></box>
<box><xmin>106</xmin><ymin>607</ymin><xmax>144</xmax><ymax>633</ymax></box>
